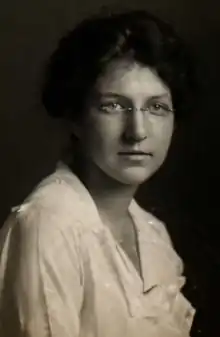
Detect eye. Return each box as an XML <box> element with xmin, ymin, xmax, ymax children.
<box><xmin>99</xmin><ymin>102</ymin><xmax>126</xmax><ymax>114</ymax></box>
<box><xmin>149</xmin><ymin>102</ymin><xmax>173</xmax><ymax>116</ymax></box>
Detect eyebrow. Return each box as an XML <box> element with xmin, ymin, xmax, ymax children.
<box><xmin>148</xmin><ymin>93</ymin><xmax>171</xmax><ymax>100</ymax></box>
<box><xmin>99</xmin><ymin>92</ymin><xmax>171</xmax><ymax>100</ymax></box>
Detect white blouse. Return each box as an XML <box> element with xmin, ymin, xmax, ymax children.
<box><xmin>0</xmin><ymin>162</ymin><xmax>195</xmax><ymax>336</ymax></box>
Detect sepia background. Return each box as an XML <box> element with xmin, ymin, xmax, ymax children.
<box><xmin>0</xmin><ymin>0</ymin><xmax>219</xmax><ymax>336</ymax></box>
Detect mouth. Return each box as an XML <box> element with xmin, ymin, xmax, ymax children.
<box><xmin>118</xmin><ymin>151</ymin><xmax>153</xmax><ymax>162</ymax></box>
<box><xmin>118</xmin><ymin>151</ymin><xmax>153</xmax><ymax>156</ymax></box>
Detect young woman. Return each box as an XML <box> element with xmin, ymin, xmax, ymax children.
<box><xmin>0</xmin><ymin>10</ymin><xmax>196</xmax><ymax>337</ymax></box>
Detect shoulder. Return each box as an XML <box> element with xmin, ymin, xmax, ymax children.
<box><xmin>4</xmin><ymin>166</ymin><xmax>89</xmax><ymax>240</ymax></box>
<box><xmin>0</xmin><ymin>167</ymin><xmax>85</xmax><ymax>305</ymax></box>
<box><xmin>0</xmin><ymin>167</ymin><xmax>88</xmax><ymax>275</ymax></box>
<box><xmin>18</xmin><ymin>176</ymin><xmax>80</xmax><ymax>225</ymax></box>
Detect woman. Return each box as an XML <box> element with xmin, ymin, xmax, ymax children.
<box><xmin>0</xmin><ymin>9</ymin><xmax>196</xmax><ymax>336</ymax></box>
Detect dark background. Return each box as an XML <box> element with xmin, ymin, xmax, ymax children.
<box><xmin>1</xmin><ymin>0</ymin><xmax>220</xmax><ymax>336</ymax></box>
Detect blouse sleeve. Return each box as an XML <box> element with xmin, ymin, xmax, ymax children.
<box><xmin>0</xmin><ymin>194</ymin><xmax>84</xmax><ymax>337</ymax></box>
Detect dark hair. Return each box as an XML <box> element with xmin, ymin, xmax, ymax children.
<box><xmin>42</xmin><ymin>9</ymin><xmax>196</xmax><ymax>123</ymax></box>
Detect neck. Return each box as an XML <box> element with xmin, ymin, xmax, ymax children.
<box><xmin>71</xmin><ymin>155</ymin><xmax>138</xmax><ymax>221</ymax></box>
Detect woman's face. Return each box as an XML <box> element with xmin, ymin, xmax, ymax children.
<box><xmin>76</xmin><ymin>59</ymin><xmax>174</xmax><ymax>185</ymax></box>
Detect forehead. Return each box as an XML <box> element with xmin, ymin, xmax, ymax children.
<box><xmin>95</xmin><ymin>59</ymin><xmax>171</xmax><ymax>99</ymax></box>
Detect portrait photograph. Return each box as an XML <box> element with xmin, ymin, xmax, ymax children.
<box><xmin>0</xmin><ymin>1</ymin><xmax>219</xmax><ymax>336</ymax></box>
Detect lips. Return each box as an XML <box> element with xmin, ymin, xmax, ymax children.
<box><xmin>118</xmin><ymin>151</ymin><xmax>153</xmax><ymax>156</ymax></box>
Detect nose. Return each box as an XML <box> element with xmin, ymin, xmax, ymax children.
<box><xmin>123</xmin><ymin>108</ymin><xmax>148</xmax><ymax>143</ymax></box>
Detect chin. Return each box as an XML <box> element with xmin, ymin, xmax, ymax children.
<box><xmin>110</xmin><ymin>167</ymin><xmax>156</xmax><ymax>186</ymax></box>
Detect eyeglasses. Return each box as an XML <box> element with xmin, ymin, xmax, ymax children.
<box><xmin>99</xmin><ymin>102</ymin><xmax>175</xmax><ymax>116</ymax></box>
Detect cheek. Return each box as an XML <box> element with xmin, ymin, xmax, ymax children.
<box><xmin>84</xmin><ymin>114</ymin><xmax>122</xmax><ymax>153</ymax></box>
<box><xmin>151</xmin><ymin>118</ymin><xmax>174</xmax><ymax>149</ymax></box>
